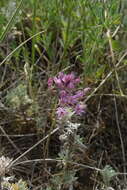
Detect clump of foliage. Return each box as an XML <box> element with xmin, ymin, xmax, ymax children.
<box><xmin>100</xmin><ymin>165</ymin><xmax>117</xmax><ymax>187</ymax></box>
<box><xmin>6</xmin><ymin>83</ymin><xmax>32</xmax><ymax>110</ymax></box>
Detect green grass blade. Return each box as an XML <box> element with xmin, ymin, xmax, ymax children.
<box><xmin>0</xmin><ymin>0</ymin><xmax>24</xmax><ymax>42</ymax></box>
<box><xmin>0</xmin><ymin>30</ymin><xmax>45</xmax><ymax>67</ymax></box>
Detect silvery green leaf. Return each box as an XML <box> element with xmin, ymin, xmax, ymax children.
<box><xmin>100</xmin><ymin>165</ymin><xmax>117</xmax><ymax>186</ymax></box>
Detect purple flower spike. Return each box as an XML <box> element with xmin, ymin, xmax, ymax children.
<box><xmin>59</xmin><ymin>90</ymin><xmax>68</xmax><ymax>104</ymax></box>
<box><xmin>62</xmin><ymin>72</ymin><xmax>79</xmax><ymax>89</ymax></box>
<box><xmin>54</xmin><ymin>77</ymin><xmax>63</xmax><ymax>89</ymax></box>
<box><xmin>74</xmin><ymin>77</ymin><xmax>80</xmax><ymax>84</ymax></box>
<box><xmin>67</xmin><ymin>82</ymin><xmax>75</xmax><ymax>89</ymax></box>
<box><xmin>59</xmin><ymin>90</ymin><xmax>67</xmax><ymax>97</ymax></box>
<box><xmin>48</xmin><ymin>72</ymin><xmax>90</xmax><ymax>121</ymax></box>
<box><xmin>51</xmin><ymin>72</ymin><xmax>81</xmax><ymax>90</ymax></box>
<box><xmin>58</xmin><ymin>72</ymin><xmax>64</xmax><ymax>79</ymax></box>
<box><xmin>74</xmin><ymin>90</ymin><xmax>85</xmax><ymax>99</ymax></box>
<box><xmin>62</xmin><ymin>73</ymin><xmax>75</xmax><ymax>83</ymax></box>
<box><xmin>74</xmin><ymin>103</ymin><xmax>87</xmax><ymax>115</ymax></box>
<box><xmin>56</xmin><ymin>107</ymin><xmax>68</xmax><ymax>119</ymax></box>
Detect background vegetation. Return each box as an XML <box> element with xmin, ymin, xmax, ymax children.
<box><xmin>0</xmin><ymin>0</ymin><xmax>127</xmax><ymax>189</ymax></box>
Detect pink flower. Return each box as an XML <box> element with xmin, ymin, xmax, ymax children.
<box><xmin>58</xmin><ymin>72</ymin><xmax>64</xmax><ymax>79</ymax></box>
<box><xmin>59</xmin><ymin>90</ymin><xmax>68</xmax><ymax>104</ymax></box>
<box><xmin>62</xmin><ymin>72</ymin><xmax>80</xmax><ymax>89</ymax></box>
<box><xmin>62</xmin><ymin>73</ymin><xmax>75</xmax><ymax>83</ymax></box>
<box><xmin>53</xmin><ymin>72</ymin><xmax>80</xmax><ymax>89</ymax></box>
<box><xmin>59</xmin><ymin>94</ymin><xmax>78</xmax><ymax>105</ymax></box>
<box><xmin>59</xmin><ymin>90</ymin><xmax>67</xmax><ymax>97</ymax></box>
<box><xmin>74</xmin><ymin>77</ymin><xmax>80</xmax><ymax>84</ymax></box>
<box><xmin>67</xmin><ymin>82</ymin><xmax>75</xmax><ymax>89</ymax></box>
<box><xmin>83</xmin><ymin>87</ymin><xmax>91</xmax><ymax>94</ymax></box>
<box><xmin>48</xmin><ymin>72</ymin><xmax>90</xmax><ymax>120</ymax></box>
<box><xmin>59</xmin><ymin>97</ymin><xmax>68</xmax><ymax>105</ymax></box>
<box><xmin>68</xmin><ymin>96</ymin><xmax>76</xmax><ymax>104</ymax></box>
<box><xmin>73</xmin><ymin>90</ymin><xmax>85</xmax><ymax>99</ymax></box>
<box><xmin>48</xmin><ymin>77</ymin><xmax>53</xmax><ymax>88</ymax></box>
<box><xmin>56</xmin><ymin>107</ymin><xmax>68</xmax><ymax>119</ymax></box>
<box><xmin>74</xmin><ymin>103</ymin><xmax>87</xmax><ymax>115</ymax></box>
<box><xmin>54</xmin><ymin>77</ymin><xmax>63</xmax><ymax>88</ymax></box>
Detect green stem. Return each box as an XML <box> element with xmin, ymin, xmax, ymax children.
<box><xmin>32</xmin><ymin>0</ymin><xmax>38</xmax><ymax>65</ymax></box>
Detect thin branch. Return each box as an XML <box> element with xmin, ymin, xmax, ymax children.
<box><xmin>113</xmin><ymin>97</ymin><xmax>126</xmax><ymax>182</ymax></box>
<box><xmin>9</xmin><ymin>127</ymin><xmax>59</xmax><ymax>168</ymax></box>
<box><xmin>0</xmin><ymin>125</ymin><xmax>28</xmax><ymax>161</ymax></box>
<box><xmin>85</xmin><ymin>50</ymin><xmax>127</xmax><ymax>103</ymax></box>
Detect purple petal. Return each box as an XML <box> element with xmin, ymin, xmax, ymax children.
<box><xmin>74</xmin><ymin>90</ymin><xmax>84</xmax><ymax>99</ymax></box>
<box><xmin>56</xmin><ymin>107</ymin><xmax>68</xmax><ymax>119</ymax></box>
<box><xmin>67</xmin><ymin>82</ymin><xmax>75</xmax><ymax>89</ymax></box>
<box><xmin>48</xmin><ymin>77</ymin><xmax>53</xmax><ymax>88</ymax></box>
<box><xmin>83</xmin><ymin>87</ymin><xmax>91</xmax><ymax>94</ymax></box>
<box><xmin>59</xmin><ymin>90</ymin><xmax>67</xmax><ymax>97</ymax></box>
<box><xmin>74</xmin><ymin>77</ymin><xmax>80</xmax><ymax>84</ymax></box>
<box><xmin>58</xmin><ymin>72</ymin><xmax>64</xmax><ymax>80</ymax></box>
<box><xmin>54</xmin><ymin>77</ymin><xmax>63</xmax><ymax>88</ymax></box>
<box><xmin>74</xmin><ymin>103</ymin><xmax>87</xmax><ymax>115</ymax></box>
<box><xmin>59</xmin><ymin>97</ymin><xmax>68</xmax><ymax>104</ymax></box>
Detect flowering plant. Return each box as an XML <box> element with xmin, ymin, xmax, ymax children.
<box><xmin>48</xmin><ymin>72</ymin><xmax>90</xmax><ymax>190</ymax></box>
<box><xmin>48</xmin><ymin>72</ymin><xmax>90</xmax><ymax>120</ymax></box>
